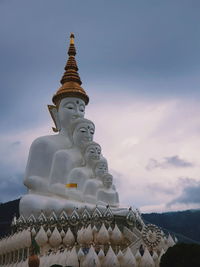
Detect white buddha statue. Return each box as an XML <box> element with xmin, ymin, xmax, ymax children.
<box><xmin>20</xmin><ymin>34</ymin><xmax>121</xmax><ymax>218</ymax></box>
<box><xmin>83</xmin><ymin>157</ymin><xmax>108</xmax><ymax>204</ymax></box>
<box><xmin>97</xmin><ymin>173</ymin><xmax>119</xmax><ymax>207</ymax></box>
<box><xmin>66</xmin><ymin>141</ymin><xmax>101</xmax><ymax>202</ymax></box>
<box><xmin>48</xmin><ymin>118</ymin><xmax>95</xmax><ymax>198</ymax></box>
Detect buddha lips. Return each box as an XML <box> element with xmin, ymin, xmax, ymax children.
<box><xmin>66</xmin><ymin>183</ymin><xmax>77</xmax><ymax>188</ymax></box>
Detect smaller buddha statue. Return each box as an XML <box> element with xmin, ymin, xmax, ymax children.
<box><xmin>49</xmin><ymin>118</ymin><xmax>95</xmax><ymax>198</ymax></box>
<box><xmin>66</xmin><ymin>141</ymin><xmax>101</xmax><ymax>202</ymax></box>
<box><xmin>83</xmin><ymin>157</ymin><xmax>108</xmax><ymax>204</ymax></box>
<box><xmin>97</xmin><ymin>173</ymin><xmax>119</xmax><ymax>207</ymax></box>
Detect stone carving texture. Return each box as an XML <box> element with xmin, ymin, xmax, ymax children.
<box><xmin>142</xmin><ymin>224</ymin><xmax>162</xmax><ymax>248</ymax></box>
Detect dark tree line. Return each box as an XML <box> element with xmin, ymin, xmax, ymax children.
<box><xmin>142</xmin><ymin>210</ymin><xmax>200</xmax><ymax>243</ymax></box>
<box><xmin>160</xmin><ymin>243</ymin><xmax>200</xmax><ymax>267</ymax></box>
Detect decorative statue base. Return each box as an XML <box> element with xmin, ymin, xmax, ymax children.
<box><xmin>20</xmin><ymin>193</ymin><xmax>128</xmax><ymax>219</ymax></box>
<box><xmin>0</xmin><ymin>204</ymin><xmax>176</xmax><ymax>267</ymax></box>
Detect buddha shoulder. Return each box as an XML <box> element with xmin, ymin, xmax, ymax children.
<box><xmin>30</xmin><ymin>134</ymin><xmax>70</xmax><ymax>153</ymax></box>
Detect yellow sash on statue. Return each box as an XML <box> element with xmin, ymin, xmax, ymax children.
<box><xmin>65</xmin><ymin>183</ymin><xmax>77</xmax><ymax>188</ymax></box>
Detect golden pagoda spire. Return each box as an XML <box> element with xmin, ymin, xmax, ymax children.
<box><xmin>52</xmin><ymin>33</ymin><xmax>89</xmax><ymax>105</ymax></box>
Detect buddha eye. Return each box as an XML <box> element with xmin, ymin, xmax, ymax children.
<box><xmin>96</xmin><ymin>147</ymin><xmax>101</xmax><ymax>152</ymax></box>
<box><xmin>90</xmin><ymin>129</ymin><xmax>94</xmax><ymax>134</ymax></box>
<box><xmin>79</xmin><ymin>105</ymin><xmax>85</xmax><ymax>112</ymax></box>
<box><xmin>79</xmin><ymin>128</ymin><xmax>86</xmax><ymax>133</ymax></box>
<box><xmin>65</xmin><ymin>104</ymin><xmax>74</xmax><ymax>110</ymax></box>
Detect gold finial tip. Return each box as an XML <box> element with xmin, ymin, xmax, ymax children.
<box><xmin>70</xmin><ymin>33</ymin><xmax>75</xmax><ymax>44</ymax></box>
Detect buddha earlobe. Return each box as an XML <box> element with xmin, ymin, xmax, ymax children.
<box><xmin>47</xmin><ymin>105</ymin><xmax>61</xmax><ymax>132</ymax></box>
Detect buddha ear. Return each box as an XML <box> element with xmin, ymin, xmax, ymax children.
<box><xmin>47</xmin><ymin>105</ymin><xmax>61</xmax><ymax>132</ymax></box>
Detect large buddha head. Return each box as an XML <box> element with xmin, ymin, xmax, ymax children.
<box><xmin>48</xmin><ymin>97</ymin><xmax>86</xmax><ymax>133</ymax></box>
<box><xmin>58</xmin><ymin>97</ymin><xmax>85</xmax><ymax>129</ymax></box>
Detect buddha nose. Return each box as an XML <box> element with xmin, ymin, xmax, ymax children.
<box><xmin>88</xmin><ymin>130</ymin><xmax>92</xmax><ymax>137</ymax></box>
<box><xmin>73</xmin><ymin>108</ymin><xmax>82</xmax><ymax>119</ymax></box>
<box><xmin>76</xmin><ymin>107</ymin><xmax>84</xmax><ymax>118</ymax></box>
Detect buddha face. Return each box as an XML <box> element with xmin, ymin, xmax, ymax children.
<box><xmin>103</xmin><ymin>174</ymin><xmax>113</xmax><ymax>189</ymax></box>
<box><xmin>58</xmin><ymin>98</ymin><xmax>85</xmax><ymax>129</ymax></box>
<box><xmin>84</xmin><ymin>144</ymin><xmax>101</xmax><ymax>165</ymax></box>
<box><xmin>94</xmin><ymin>160</ymin><xmax>108</xmax><ymax>178</ymax></box>
<box><xmin>73</xmin><ymin>122</ymin><xmax>95</xmax><ymax>147</ymax></box>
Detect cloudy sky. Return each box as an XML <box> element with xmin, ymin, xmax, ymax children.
<box><xmin>1</xmin><ymin>0</ymin><xmax>200</xmax><ymax>213</ymax></box>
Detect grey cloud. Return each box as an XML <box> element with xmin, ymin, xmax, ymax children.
<box><xmin>0</xmin><ymin>145</ymin><xmax>26</xmax><ymax>202</ymax></box>
<box><xmin>147</xmin><ymin>183</ymin><xmax>175</xmax><ymax>195</ymax></box>
<box><xmin>0</xmin><ymin>165</ymin><xmax>26</xmax><ymax>203</ymax></box>
<box><xmin>11</xmin><ymin>141</ymin><xmax>21</xmax><ymax>146</ymax></box>
<box><xmin>167</xmin><ymin>178</ymin><xmax>200</xmax><ymax>206</ymax></box>
<box><xmin>165</xmin><ymin>156</ymin><xmax>193</xmax><ymax>167</ymax></box>
<box><xmin>146</xmin><ymin>155</ymin><xmax>193</xmax><ymax>170</ymax></box>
